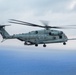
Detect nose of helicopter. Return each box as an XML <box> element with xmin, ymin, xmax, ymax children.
<box><xmin>63</xmin><ymin>33</ymin><xmax>68</xmax><ymax>42</ymax></box>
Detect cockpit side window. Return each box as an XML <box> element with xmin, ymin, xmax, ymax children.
<box><xmin>35</xmin><ymin>31</ymin><xmax>38</xmax><ymax>34</ymax></box>
<box><xmin>49</xmin><ymin>32</ymin><xmax>52</xmax><ymax>35</ymax></box>
<box><xmin>60</xmin><ymin>31</ymin><xmax>63</xmax><ymax>34</ymax></box>
<box><xmin>59</xmin><ymin>32</ymin><xmax>63</xmax><ymax>39</ymax></box>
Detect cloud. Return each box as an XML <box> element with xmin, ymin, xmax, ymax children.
<box><xmin>68</xmin><ymin>0</ymin><xmax>76</xmax><ymax>10</ymax></box>
<box><xmin>0</xmin><ymin>0</ymin><xmax>75</xmax><ymax>22</ymax></box>
<box><xmin>0</xmin><ymin>0</ymin><xmax>73</xmax><ymax>16</ymax></box>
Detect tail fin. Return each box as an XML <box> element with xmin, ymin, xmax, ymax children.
<box><xmin>0</xmin><ymin>25</ymin><xmax>10</xmax><ymax>39</ymax></box>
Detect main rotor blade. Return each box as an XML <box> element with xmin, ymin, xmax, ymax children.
<box><xmin>68</xmin><ymin>25</ymin><xmax>76</xmax><ymax>26</ymax></box>
<box><xmin>9</xmin><ymin>21</ymin><xmax>64</xmax><ymax>29</ymax></box>
<box><xmin>9</xmin><ymin>19</ymin><xmax>64</xmax><ymax>29</ymax></box>
<box><xmin>9</xmin><ymin>19</ymin><xmax>76</xmax><ymax>29</ymax></box>
<box><xmin>10</xmin><ymin>19</ymin><xmax>30</xmax><ymax>24</ymax></box>
<box><xmin>9</xmin><ymin>19</ymin><xmax>45</xmax><ymax>28</ymax></box>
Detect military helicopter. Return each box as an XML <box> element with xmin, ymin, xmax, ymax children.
<box><xmin>0</xmin><ymin>19</ymin><xmax>76</xmax><ymax>47</ymax></box>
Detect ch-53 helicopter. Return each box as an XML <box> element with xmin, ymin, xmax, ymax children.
<box><xmin>0</xmin><ymin>19</ymin><xmax>76</xmax><ymax>47</ymax></box>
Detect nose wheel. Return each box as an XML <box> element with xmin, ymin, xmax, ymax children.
<box><xmin>43</xmin><ymin>44</ymin><xmax>46</xmax><ymax>47</ymax></box>
<box><xmin>63</xmin><ymin>42</ymin><xmax>66</xmax><ymax>45</ymax></box>
<box><xmin>35</xmin><ymin>44</ymin><xmax>38</xmax><ymax>47</ymax></box>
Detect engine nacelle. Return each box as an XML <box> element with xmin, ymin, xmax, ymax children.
<box><xmin>49</xmin><ymin>31</ymin><xmax>63</xmax><ymax>36</ymax></box>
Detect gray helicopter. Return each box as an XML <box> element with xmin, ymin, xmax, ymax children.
<box><xmin>0</xmin><ymin>19</ymin><xmax>76</xmax><ymax>47</ymax></box>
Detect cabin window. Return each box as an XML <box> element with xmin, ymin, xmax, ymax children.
<box><xmin>60</xmin><ymin>31</ymin><xmax>63</xmax><ymax>34</ymax></box>
<box><xmin>53</xmin><ymin>37</ymin><xmax>56</xmax><ymax>40</ymax></box>
<box><xmin>49</xmin><ymin>32</ymin><xmax>52</xmax><ymax>35</ymax></box>
<box><xmin>35</xmin><ymin>31</ymin><xmax>38</xmax><ymax>34</ymax></box>
<box><xmin>59</xmin><ymin>35</ymin><xmax>62</xmax><ymax>39</ymax></box>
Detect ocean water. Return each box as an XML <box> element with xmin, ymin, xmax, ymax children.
<box><xmin>0</xmin><ymin>47</ymin><xmax>76</xmax><ymax>75</ymax></box>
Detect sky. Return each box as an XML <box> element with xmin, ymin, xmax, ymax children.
<box><xmin>0</xmin><ymin>0</ymin><xmax>76</xmax><ymax>48</ymax></box>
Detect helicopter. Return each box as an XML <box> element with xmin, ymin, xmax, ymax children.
<box><xmin>0</xmin><ymin>19</ymin><xmax>76</xmax><ymax>47</ymax></box>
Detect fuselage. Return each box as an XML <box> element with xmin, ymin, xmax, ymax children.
<box><xmin>9</xmin><ymin>29</ymin><xmax>68</xmax><ymax>45</ymax></box>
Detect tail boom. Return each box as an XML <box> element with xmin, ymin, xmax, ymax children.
<box><xmin>0</xmin><ymin>25</ymin><xmax>10</xmax><ymax>39</ymax></box>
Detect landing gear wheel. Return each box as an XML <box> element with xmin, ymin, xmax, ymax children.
<box><xmin>35</xmin><ymin>44</ymin><xmax>38</xmax><ymax>47</ymax></box>
<box><xmin>43</xmin><ymin>44</ymin><xmax>46</xmax><ymax>47</ymax></box>
<box><xmin>63</xmin><ymin>42</ymin><xmax>66</xmax><ymax>45</ymax></box>
<box><xmin>24</xmin><ymin>42</ymin><xmax>27</xmax><ymax>45</ymax></box>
